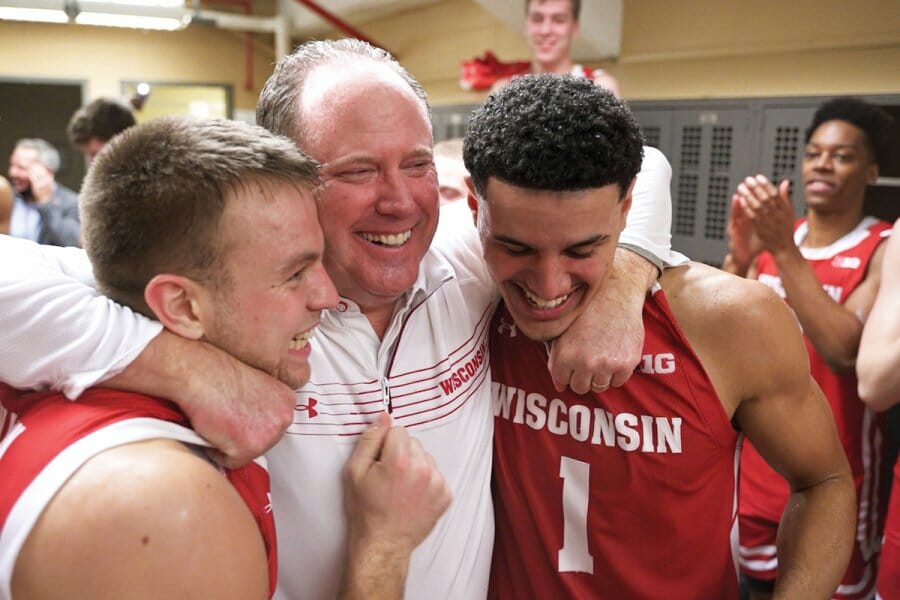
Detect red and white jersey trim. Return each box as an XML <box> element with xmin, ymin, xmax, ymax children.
<box><xmin>0</xmin><ymin>418</ymin><xmax>206</xmax><ymax>598</ymax></box>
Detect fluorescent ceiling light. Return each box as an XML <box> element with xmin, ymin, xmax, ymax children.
<box><xmin>75</xmin><ymin>11</ymin><xmax>184</xmax><ymax>29</ymax></box>
<box><xmin>0</xmin><ymin>0</ymin><xmax>188</xmax><ymax>29</ymax></box>
<box><xmin>0</xmin><ymin>7</ymin><xmax>68</xmax><ymax>23</ymax></box>
<box><xmin>100</xmin><ymin>0</ymin><xmax>185</xmax><ymax>6</ymax></box>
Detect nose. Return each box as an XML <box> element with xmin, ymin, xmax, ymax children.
<box><xmin>374</xmin><ymin>168</ymin><xmax>419</xmax><ymax>217</ymax></box>
<box><xmin>309</xmin><ymin>262</ymin><xmax>339</xmax><ymax>311</ymax></box>
<box><xmin>812</xmin><ymin>152</ymin><xmax>834</xmax><ymax>171</ymax></box>
<box><xmin>528</xmin><ymin>255</ymin><xmax>571</xmax><ymax>302</ymax></box>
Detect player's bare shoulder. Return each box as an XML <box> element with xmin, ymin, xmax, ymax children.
<box><xmin>13</xmin><ymin>439</ymin><xmax>269</xmax><ymax>599</ymax></box>
<box><xmin>659</xmin><ymin>262</ymin><xmax>805</xmax><ymax>414</ymax></box>
<box><xmin>660</xmin><ymin>261</ymin><xmax>788</xmax><ymax>332</ymax></box>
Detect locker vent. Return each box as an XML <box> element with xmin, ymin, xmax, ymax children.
<box><xmin>705</xmin><ymin>126</ymin><xmax>733</xmax><ymax>239</ymax></box>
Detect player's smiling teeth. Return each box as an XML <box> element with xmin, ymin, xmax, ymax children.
<box><xmin>289</xmin><ymin>328</ymin><xmax>315</xmax><ymax>350</ymax></box>
<box><xmin>520</xmin><ymin>286</ymin><xmax>568</xmax><ymax>309</ymax></box>
<box><xmin>360</xmin><ymin>231</ymin><xmax>411</xmax><ymax>246</ymax></box>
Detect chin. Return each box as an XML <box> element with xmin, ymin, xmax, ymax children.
<box><xmin>370</xmin><ymin>268</ymin><xmax>421</xmax><ymax>298</ymax></box>
<box><xmin>513</xmin><ymin>318</ymin><xmax>567</xmax><ymax>343</ymax></box>
<box><xmin>283</xmin><ymin>368</ymin><xmax>310</xmax><ymax>391</ymax></box>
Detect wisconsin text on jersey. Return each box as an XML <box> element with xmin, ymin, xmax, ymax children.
<box><xmin>492</xmin><ymin>361</ymin><xmax>683</xmax><ymax>454</ymax></box>
<box><xmin>285</xmin><ymin>307</ymin><xmax>492</xmax><ymax>436</ymax></box>
<box><xmin>439</xmin><ymin>341</ymin><xmax>487</xmax><ymax>395</ymax></box>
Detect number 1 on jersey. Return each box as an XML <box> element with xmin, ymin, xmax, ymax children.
<box><xmin>559</xmin><ymin>456</ymin><xmax>594</xmax><ymax>573</ymax></box>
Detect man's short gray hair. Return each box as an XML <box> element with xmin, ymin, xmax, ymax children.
<box><xmin>15</xmin><ymin>138</ymin><xmax>61</xmax><ymax>173</ymax></box>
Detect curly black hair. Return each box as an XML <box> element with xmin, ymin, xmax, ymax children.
<box><xmin>463</xmin><ymin>74</ymin><xmax>644</xmax><ymax>199</ymax></box>
<box><xmin>806</xmin><ymin>97</ymin><xmax>895</xmax><ymax>168</ymax></box>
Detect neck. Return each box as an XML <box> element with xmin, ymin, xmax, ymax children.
<box><xmin>802</xmin><ymin>208</ymin><xmax>866</xmax><ymax>248</ymax></box>
<box><xmin>353</xmin><ymin>298</ymin><xmax>401</xmax><ymax>341</ymax></box>
<box><xmin>534</xmin><ymin>57</ymin><xmax>574</xmax><ymax>75</ymax></box>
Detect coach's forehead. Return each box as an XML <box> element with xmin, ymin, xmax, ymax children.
<box><xmin>299</xmin><ymin>58</ymin><xmax>424</xmax><ymax>120</ymax></box>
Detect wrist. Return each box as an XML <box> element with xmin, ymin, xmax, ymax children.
<box><xmin>613</xmin><ymin>247</ymin><xmax>659</xmax><ymax>294</ymax></box>
<box><xmin>772</xmin><ymin>244</ymin><xmax>803</xmax><ymax>269</ymax></box>
<box><xmin>722</xmin><ymin>253</ymin><xmax>749</xmax><ymax>277</ymax></box>
<box><xmin>345</xmin><ymin>519</ymin><xmax>418</xmax><ymax>560</ymax></box>
<box><xmin>341</xmin><ymin>530</ymin><xmax>412</xmax><ymax>598</ymax></box>
<box><xmin>107</xmin><ymin>330</ymin><xmax>212</xmax><ymax>408</ymax></box>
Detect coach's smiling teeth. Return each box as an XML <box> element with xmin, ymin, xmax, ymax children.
<box><xmin>519</xmin><ymin>285</ymin><xmax>569</xmax><ymax>309</ymax></box>
<box><xmin>360</xmin><ymin>231</ymin><xmax>411</xmax><ymax>247</ymax></box>
<box><xmin>289</xmin><ymin>328</ymin><xmax>315</xmax><ymax>350</ymax></box>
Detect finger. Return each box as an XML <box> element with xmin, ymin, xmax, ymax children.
<box><xmin>546</xmin><ymin>351</ymin><xmax>572</xmax><ymax>393</ymax></box>
<box><xmin>379</xmin><ymin>423</ymin><xmax>414</xmax><ymax>468</ymax></box>
<box><xmin>424</xmin><ymin>449</ymin><xmax>438</xmax><ymax>469</ymax></box>
<box><xmin>752</xmin><ymin>174</ymin><xmax>779</xmax><ymax>201</ymax></box>
<box><xmin>569</xmin><ymin>370</ymin><xmax>596</xmax><ymax>395</ymax></box>
<box><xmin>737</xmin><ymin>182</ymin><xmax>763</xmax><ymax>212</ymax></box>
<box><xmin>730</xmin><ymin>194</ymin><xmax>750</xmax><ymax>226</ymax></box>
<box><xmin>609</xmin><ymin>368</ymin><xmax>633</xmax><ymax>388</ymax></box>
<box><xmin>418</xmin><ymin>448</ymin><xmax>448</xmax><ymax>495</ymax></box>
<box><xmin>346</xmin><ymin>412</ymin><xmax>392</xmax><ymax>478</ymax></box>
<box><xmin>778</xmin><ymin>179</ymin><xmax>792</xmax><ymax>204</ymax></box>
<box><xmin>744</xmin><ymin>177</ymin><xmax>773</xmax><ymax>207</ymax></box>
<box><xmin>432</xmin><ymin>467</ymin><xmax>452</xmax><ymax>511</ymax></box>
<box><xmin>730</xmin><ymin>193</ymin><xmax>747</xmax><ymax>215</ymax></box>
<box><xmin>752</xmin><ymin>174</ymin><xmax>774</xmax><ymax>188</ymax></box>
<box><xmin>589</xmin><ymin>379</ymin><xmax>611</xmax><ymax>394</ymax></box>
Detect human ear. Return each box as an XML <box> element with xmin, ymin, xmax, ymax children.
<box><xmin>620</xmin><ymin>178</ymin><xmax>636</xmax><ymax>222</ymax></box>
<box><xmin>466</xmin><ymin>176</ymin><xmax>479</xmax><ymax>225</ymax></box>
<box><xmin>144</xmin><ymin>274</ymin><xmax>208</xmax><ymax>340</ymax></box>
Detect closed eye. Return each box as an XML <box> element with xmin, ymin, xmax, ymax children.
<box><xmin>497</xmin><ymin>241</ymin><xmax>533</xmax><ymax>256</ymax></box>
<box><xmin>287</xmin><ymin>268</ymin><xmax>307</xmax><ymax>283</ymax></box>
<box><xmin>337</xmin><ymin>168</ymin><xmax>377</xmax><ymax>182</ymax></box>
<box><xmin>565</xmin><ymin>248</ymin><xmax>595</xmax><ymax>259</ymax></box>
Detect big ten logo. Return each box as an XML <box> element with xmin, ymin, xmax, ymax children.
<box><xmin>638</xmin><ymin>353</ymin><xmax>676</xmax><ymax>375</ymax></box>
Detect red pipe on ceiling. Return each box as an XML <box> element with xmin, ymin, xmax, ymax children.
<box><xmin>199</xmin><ymin>0</ymin><xmax>390</xmax><ymax>92</ymax></box>
<box><xmin>291</xmin><ymin>0</ymin><xmax>387</xmax><ymax>52</ymax></box>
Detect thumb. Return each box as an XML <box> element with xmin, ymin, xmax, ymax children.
<box><xmin>347</xmin><ymin>412</ymin><xmax>392</xmax><ymax>478</ymax></box>
<box><xmin>779</xmin><ymin>179</ymin><xmax>792</xmax><ymax>204</ymax></box>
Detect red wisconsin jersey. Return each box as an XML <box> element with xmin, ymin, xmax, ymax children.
<box><xmin>878</xmin><ymin>458</ymin><xmax>900</xmax><ymax>598</ymax></box>
<box><xmin>489</xmin><ymin>286</ymin><xmax>741</xmax><ymax>599</ymax></box>
<box><xmin>0</xmin><ymin>383</ymin><xmax>17</xmax><ymax>440</ymax></box>
<box><xmin>0</xmin><ymin>388</ymin><xmax>277</xmax><ymax>597</ymax></box>
<box><xmin>742</xmin><ymin>217</ymin><xmax>891</xmax><ymax>556</ymax></box>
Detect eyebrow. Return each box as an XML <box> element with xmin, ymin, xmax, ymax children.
<box><xmin>320</xmin><ymin>154</ymin><xmax>376</xmax><ymax>171</ymax></box>
<box><xmin>322</xmin><ymin>147</ymin><xmax>434</xmax><ymax>170</ymax></box>
<box><xmin>277</xmin><ymin>250</ymin><xmax>321</xmax><ymax>275</ymax></box>
<box><xmin>494</xmin><ymin>233</ymin><xmax>608</xmax><ymax>250</ymax></box>
<box><xmin>805</xmin><ymin>142</ymin><xmax>860</xmax><ymax>150</ymax></box>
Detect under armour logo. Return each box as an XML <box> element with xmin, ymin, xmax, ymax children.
<box><xmin>497</xmin><ymin>317</ymin><xmax>517</xmax><ymax>338</ymax></box>
<box><xmin>296</xmin><ymin>397</ymin><xmax>318</xmax><ymax>419</ymax></box>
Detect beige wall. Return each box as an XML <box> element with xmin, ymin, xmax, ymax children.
<box><xmin>1</xmin><ymin>0</ymin><xmax>898</xmax><ymax>111</ymax></box>
<box><xmin>0</xmin><ymin>20</ymin><xmax>276</xmax><ymax>111</ymax></box>
<box><xmin>361</xmin><ymin>0</ymin><xmax>900</xmax><ymax>105</ymax></box>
